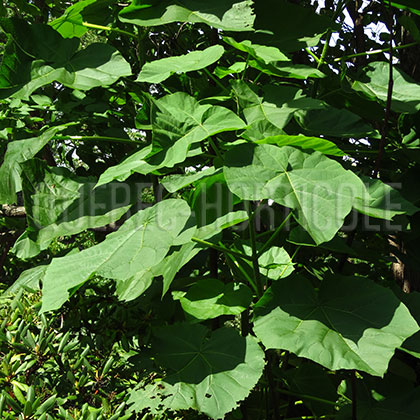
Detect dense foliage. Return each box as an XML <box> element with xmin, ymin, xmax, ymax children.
<box><xmin>2</xmin><ymin>0</ymin><xmax>420</xmax><ymax>418</ymax></box>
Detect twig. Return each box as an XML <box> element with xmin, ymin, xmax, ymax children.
<box><xmin>334</xmin><ymin>41</ymin><xmax>418</xmax><ymax>62</ymax></box>
<box><xmin>373</xmin><ymin>1</ymin><xmax>394</xmax><ymax>178</ymax></box>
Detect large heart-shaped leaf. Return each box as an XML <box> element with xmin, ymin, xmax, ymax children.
<box><xmin>12</xmin><ymin>159</ymin><xmax>137</xmax><ymax>259</ymax></box>
<box><xmin>119</xmin><ymin>0</ymin><xmax>255</xmax><ymax>32</ymax></box>
<box><xmin>0</xmin><ymin>126</ymin><xmax>63</xmax><ymax>204</ymax></box>
<box><xmin>224</xmin><ymin>143</ymin><xmax>365</xmax><ymax>244</ymax></box>
<box><xmin>0</xmin><ymin>19</ymin><xmax>131</xmax><ymax>99</ymax></box>
<box><xmin>137</xmin><ymin>45</ymin><xmax>224</xmax><ymax>83</ymax></box>
<box><xmin>96</xmin><ymin>94</ymin><xmax>245</xmax><ymax>186</ymax></box>
<box><xmin>149</xmin><ymin>92</ymin><xmax>246</xmax><ymax>168</ymax></box>
<box><xmin>40</xmin><ymin>199</ymin><xmax>191</xmax><ymax>312</ymax></box>
<box><xmin>253</xmin><ymin>274</ymin><xmax>419</xmax><ymax>376</ymax></box>
<box><xmin>127</xmin><ymin>324</ymin><xmax>265</xmax><ymax>419</ymax></box>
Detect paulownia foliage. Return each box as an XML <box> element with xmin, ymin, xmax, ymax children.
<box><xmin>0</xmin><ymin>18</ymin><xmax>131</xmax><ymax>99</ymax></box>
<box><xmin>119</xmin><ymin>0</ymin><xmax>256</xmax><ymax>31</ymax></box>
<box><xmin>224</xmin><ymin>143</ymin><xmax>365</xmax><ymax>244</ymax></box>
<box><xmin>40</xmin><ymin>199</ymin><xmax>191</xmax><ymax>312</ymax></box>
<box><xmin>3</xmin><ymin>0</ymin><xmax>420</xmax><ymax>418</ymax></box>
<box><xmin>13</xmin><ymin>158</ymin><xmax>137</xmax><ymax>259</ymax></box>
<box><xmin>0</xmin><ymin>126</ymin><xmax>63</xmax><ymax>203</ymax></box>
<box><xmin>253</xmin><ymin>275</ymin><xmax>419</xmax><ymax>376</ymax></box>
<box><xmin>137</xmin><ymin>45</ymin><xmax>225</xmax><ymax>83</ymax></box>
<box><xmin>127</xmin><ymin>324</ymin><xmax>265</xmax><ymax>419</ymax></box>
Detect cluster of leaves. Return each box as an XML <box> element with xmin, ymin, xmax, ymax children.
<box><xmin>3</xmin><ymin>0</ymin><xmax>420</xmax><ymax>419</ymax></box>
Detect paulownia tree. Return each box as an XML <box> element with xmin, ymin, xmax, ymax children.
<box><xmin>2</xmin><ymin>0</ymin><xmax>420</xmax><ymax>419</ymax></box>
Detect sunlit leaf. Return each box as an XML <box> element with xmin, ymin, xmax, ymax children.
<box><xmin>40</xmin><ymin>199</ymin><xmax>191</xmax><ymax>312</ymax></box>
<box><xmin>253</xmin><ymin>274</ymin><xmax>419</xmax><ymax>376</ymax></box>
<box><xmin>119</xmin><ymin>0</ymin><xmax>255</xmax><ymax>32</ymax></box>
<box><xmin>137</xmin><ymin>45</ymin><xmax>224</xmax><ymax>83</ymax></box>
<box><xmin>224</xmin><ymin>143</ymin><xmax>365</xmax><ymax>244</ymax></box>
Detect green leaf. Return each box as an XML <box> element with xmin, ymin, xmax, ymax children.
<box><xmin>50</xmin><ymin>0</ymin><xmax>111</xmax><ymax>38</ymax></box>
<box><xmin>0</xmin><ymin>126</ymin><xmax>63</xmax><ymax>204</ymax></box>
<box><xmin>214</xmin><ymin>62</ymin><xmax>247</xmax><ymax>79</ymax></box>
<box><xmin>149</xmin><ymin>92</ymin><xmax>246</xmax><ymax>168</ymax></box>
<box><xmin>249</xmin><ymin>59</ymin><xmax>325</xmax><ymax>80</ymax></box>
<box><xmin>257</xmin><ymin>246</ymin><xmax>294</xmax><ymax>280</ymax></box>
<box><xmin>119</xmin><ymin>0</ymin><xmax>255</xmax><ymax>32</ymax></box>
<box><xmin>12</xmin><ymin>158</ymin><xmax>136</xmax><ymax>259</ymax></box>
<box><xmin>252</xmin><ymin>134</ymin><xmax>345</xmax><ymax>157</ymax></box>
<box><xmin>0</xmin><ymin>19</ymin><xmax>131</xmax><ymax>99</ymax></box>
<box><xmin>253</xmin><ymin>274</ymin><xmax>419</xmax><ymax>376</ymax></box>
<box><xmin>137</xmin><ymin>45</ymin><xmax>224</xmax><ymax>83</ymax></box>
<box><xmin>295</xmin><ymin>107</ymin><xmax>375</xmax><ymax>138</ymax></box>
<box><xmin>224</xmin><ymin>144</ymin><xmax>365</xmax><ymax>244</ymax></box>
<box><xmin>172</xmin><ymin>279</ymin><xmax>252</xmax><ymax>319</ymax></box>
<box><xmin>353</xmin><ymin>62</ymin><xmax>420</xmax><ymax>114</ymax></box>
<box><xmin>161</xmin><ymin>167</ymin><xmax>218</xmax><ymax>193</ymax></box>
<box><xmin>127</xmin><ymin>324</ymin><xmax>265</xmax><ymax>419</ymax></box>
<box><xmin>353</xmin><ymin>176</ymin><xmax>419</xmax><ymax>220</ymax></box>
<box><xmin>223</xmin><ymin>37</ymin><xmax>290</xmax><ymax>63</ymax></box>
<box><xmin>99</xmin><ymin>94</ymin><xmax>245</xmax><ymax>186</ymax></box>
<box><xmin>3</xmin><ymin>265</ymin><xmax>47</xmax><ymax>295</ymax></box>
<box><xmin>250</xmin><ymin>0</ymin><xmax>335</xmax><ymax>51</ymax></box>
<box><xmin>231</xmin><ymin>80</ymin><xmax>324</xmax><ymax>129</ymax></box>
<box><xmin>95</xmin><ymin>145</ymin><xmax>154</xmax><ymax>188</ymax></box>
<box><xmin>40</xmin><ymin>199</ymin><xmax>191</xmax><ymax>312</ymax></box>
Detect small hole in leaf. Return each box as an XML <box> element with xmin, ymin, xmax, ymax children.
<box><xmin>205</xmin><ymin>393</ymin><xmax>212</xmax><ymax>398</ymax></box>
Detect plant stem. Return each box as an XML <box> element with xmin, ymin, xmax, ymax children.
<box><xmin>203</xmin><ymin>68</ymin><xmax>229</xmax><ymax>93</ymax></box>
<box><xmin>305</xmin><ymin>47</ymin><xmax>322</xmax><ymax>66</ymax></box>
<box><xmin>247</xmin><ymin>203</ymin><xmax>263</xmax><ymax>298</ymax></box>
<box><xmin>351</xmin><ymin>371</ymin><xmax>357</xmax><ymax>420</ymax></box>
<box><xmin>257</xmin><ymin>211</ymin><xmax>293</xmax><ymax>258</ymax></box>
<box><xmin>81</xmin><ymin>21</ymin><xmax>137</xmax><ymax>39</ymax></box>
<box><xmin>318</xmin><ymin>30</ymin><xmax>332</xmax><ymax>69</ymax></box>
<box><xmin>373</xmin><ymin>0</ymin><xmax>394</xmax><ymax>178</ymax></box>
<box><xmin>334</xmin><ymin>41</ymin><xmax>418</xmax><ymax>62</ymax></box>
<box><xmin>266</xmin><ymin>351</ymin><xmax>281</xmax><ymax>420</ymax></box>
<box><xmin>56</xmin><ymin>135</ymin><xmax>142</xmax><ymax>145</ymax></box>
<box><xmin>208</xmin><ymin>137</ymin><xmax>223</xmax><ymax>160</ymax></box>
<box><xmin>277</xmin><ymin>388</ymin><xmax>338</xmax><ymax>406</ymax></box>
<box><xmin>225</xmin><ymin>252</ymin><xmax>259</xmax><ymax>295</ymax></box>
<box><xmin>191</xmin><ymin>238</ymin><xmax>253</xmax><ymax>262</ymax></box>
